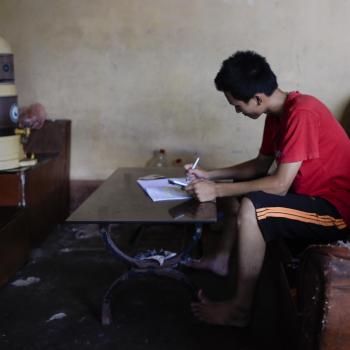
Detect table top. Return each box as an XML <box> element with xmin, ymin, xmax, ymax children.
<box><xmin>67</xmin><ymin>167</ymin><xmax>217</xmax><ymax>224</ymax></box>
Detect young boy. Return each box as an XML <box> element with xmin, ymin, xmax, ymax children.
<box><xmin>185</xmin><ymin>51</ymin><xmax>350</xmax><ymax>326</ymax></box>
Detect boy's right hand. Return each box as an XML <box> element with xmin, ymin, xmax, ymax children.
<box><xmin>184</xmin><ymin>163</ymin><xmax>210</xmax><ymax>182</ymax></box>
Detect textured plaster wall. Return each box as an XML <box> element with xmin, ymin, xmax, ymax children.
<box><xmin>0</xmin><ymin>0</ymin><xmax>350</xmax><ymax>179</ymax></box>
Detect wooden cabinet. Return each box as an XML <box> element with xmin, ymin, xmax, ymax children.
<box><xmin>0</xmin><ymin>120</ymin><xmax>70</xmax><ymax>286</ymax></box>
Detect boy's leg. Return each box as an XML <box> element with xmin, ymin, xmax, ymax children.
<box><xmin>184</xmin><ymin>197</ymin><xmax>240</xmax><ymax>276</ymax></box>
<box><xmin>191</xmin><ymin>191</ymin><xmax>348</xmax><ymax>326</ymax></box>
<box><xmin>191</xmin><ymin>197</ymin><xmax>265</xmax><ymax>326</ymax></box>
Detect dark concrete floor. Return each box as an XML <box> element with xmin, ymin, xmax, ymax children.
<box><xmin>0</xmin><ymin>223</ymin><xmax>249</xmax><ymax>350</ymax></box>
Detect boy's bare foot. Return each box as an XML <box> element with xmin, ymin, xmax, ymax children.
<box><xmin>191</xmin><ymin>290</ymin><xmax>250</xmax><ymax>327</ymax></box>
<box><xmin>182</xmin><ymin>254</ymin><xmax>229</xmax><ymax>276</ymax></box>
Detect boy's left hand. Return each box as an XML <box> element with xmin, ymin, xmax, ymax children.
<box><xmin>186</xmin><ymin>179</ymin><xmax>217</xmax><ymax>202</ymax></box>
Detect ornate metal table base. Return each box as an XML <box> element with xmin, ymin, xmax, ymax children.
<box><xmin>99</xmin><ymin>223</ymin><xmax>203</xmax><ymax>326</ymax></box>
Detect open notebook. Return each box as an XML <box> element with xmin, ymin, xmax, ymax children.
<box><xmin>137</xmin><ymin>177</ymin><xmax>191</xmax><ymax>202</ymax></box>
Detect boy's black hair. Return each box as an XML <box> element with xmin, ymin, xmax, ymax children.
<box><xmin>214</xmin><ymin>51</ymin><xmax>278</xmax><ymax>102</ymax></box>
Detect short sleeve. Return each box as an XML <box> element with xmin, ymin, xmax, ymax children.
<box><xmin>259</xmin><ymin>115</ymin><xmax>279</xmax><ymax>156</ymax></box>
<box><xmin>278</xmin><ymin>110</ymin><xmax>320</xmax><ymax>163</ymax></box>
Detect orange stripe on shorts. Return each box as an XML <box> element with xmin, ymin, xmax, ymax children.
<box><xmin>256</xmin><ymin>207</ymin><xmax>347</xmax><ymax>229</ymax></box>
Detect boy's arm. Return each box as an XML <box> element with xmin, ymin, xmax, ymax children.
<box><xmin>187</xmin><ymin>153</ymin><xmax>274</xmax><ymax>181</ymax></box>
<box><xmin>187</xmin><ymin>161</ymin><xmax>302</xmax><ymax>202</ymax></box>
<box><xmin>209</xmin><ymin>153</ymin><xmax>274</xmax><ymax>181</ymax></box>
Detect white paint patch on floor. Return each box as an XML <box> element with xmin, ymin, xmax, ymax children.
<box><xmin>11</xmin><ymin>277</ymin><xmax>41</xmax><ymax>287</ymax></box>
<box><xmin>46</xmin><ymin>313</ymin><xmax>67</xmax><ymax>322</ymax></box>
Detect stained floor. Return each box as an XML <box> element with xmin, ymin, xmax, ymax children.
<box><xmin>0</xmin><ymin>223</ymin><xmax>249</xmax><ymax>350</ymax></box>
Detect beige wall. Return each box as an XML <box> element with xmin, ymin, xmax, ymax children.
<box><xmin>0</xmin><ymin>0</ymin><xmax>350</xmax><ymax>179</ymax></box>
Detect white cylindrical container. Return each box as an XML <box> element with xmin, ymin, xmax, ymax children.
<box><xmin>0</xmin><ymin>35</ymin><xmax>18</xmax><ymax>130</ymax></box>
<box><xmin>0</xmin><ymin>35</ymin><xmax>21</xmax><ymax>170</ymax></box>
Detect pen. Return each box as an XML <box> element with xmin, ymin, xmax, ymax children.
<box><xmin>192</xmin><ymin>157</ymin><xmax>200</xmax><ymax>170</ymax></box>
<box><xmin>186</xmin><ymin>156</ymin><xmax>200</xmax><ymax>183</ymax></box>
<box><xmin>168</xmin><ymin>179</ymin><xmax>187</xmax><ymax>189</ymax></box>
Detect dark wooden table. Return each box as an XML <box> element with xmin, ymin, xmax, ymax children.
<box><xmin>67</xmin><ymin>167</ymin><xmax>217</xmax><ymax>325</ymax></box>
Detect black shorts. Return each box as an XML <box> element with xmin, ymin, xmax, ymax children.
<box><xmin>245</xmin><ymin>191</ymin><xmax>348</xmax><ymax>245</ymax></box>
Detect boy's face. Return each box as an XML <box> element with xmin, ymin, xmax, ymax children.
<box><xmin>224</xmin><ymin>91</ymin><xmax>265</xmax><ymax>119</ymax></box>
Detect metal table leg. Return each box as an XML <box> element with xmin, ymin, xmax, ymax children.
<box><xmin>99</xmin><ymin>223</ymin><xmax>203</xmax><ymax>325</ymax></box>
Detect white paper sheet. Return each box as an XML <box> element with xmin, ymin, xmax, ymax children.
<box><xmin>137</xmin><ymin>177</ymin><xmax>191</xmax><ymax>202</ymax></box>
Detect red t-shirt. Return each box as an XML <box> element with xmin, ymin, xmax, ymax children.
<box><xmin>260</xmin><ymin>91</ymin><xmax>350</xmax><ymax>226</ymax></box>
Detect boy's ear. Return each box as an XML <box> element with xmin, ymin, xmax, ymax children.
<box><xmin>255</xmin><ymin>94</ymin><xmax>263</xmax><ymax>105</ymax></box>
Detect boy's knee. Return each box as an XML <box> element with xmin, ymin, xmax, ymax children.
<box><xmin>237</xmin><ymin>197</ymin><xmax>257</xmax><ymax>226</ymax></box>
